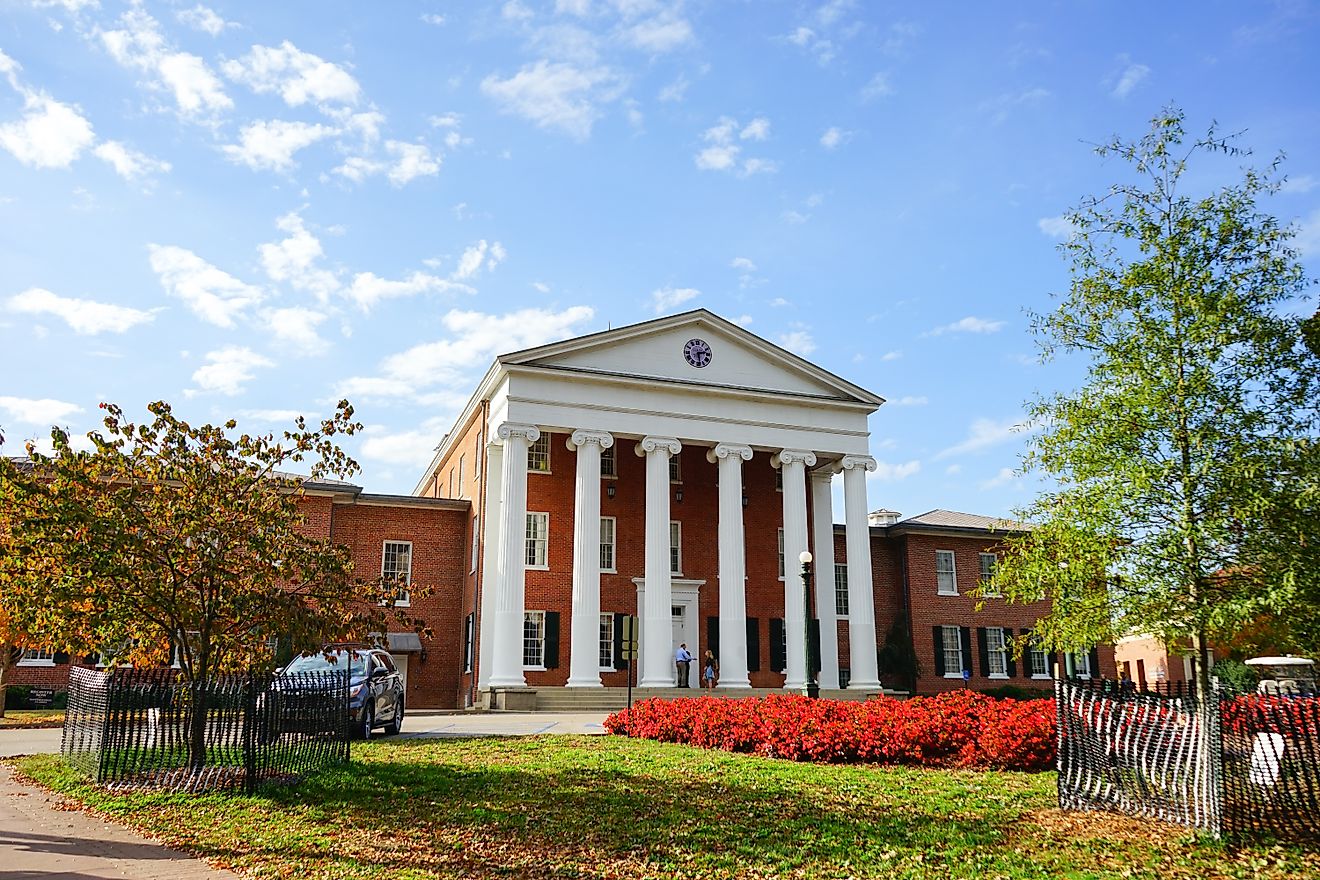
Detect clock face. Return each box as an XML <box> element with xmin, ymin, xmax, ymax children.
<box><xmin>683</xmin><ymin>337</ymin><xmax>713</xmax><ymax>368</ymax></box>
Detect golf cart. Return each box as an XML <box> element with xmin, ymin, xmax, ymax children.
<box><xmin>1244</xmin><ymin>656</ymin><xmax>1317</xmax><ymax>696</ymax></box>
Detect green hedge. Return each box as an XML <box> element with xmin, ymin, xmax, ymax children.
<box><xmin>3</xmin><ymin>685</ymin><xmax>69</xmax><ymax>710</ymax></box>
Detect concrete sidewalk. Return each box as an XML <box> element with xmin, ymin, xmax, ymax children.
<box><xmin>0</xmin><ymin>764</ymin><xmax>241</xmax><ymax>879</ymax></box>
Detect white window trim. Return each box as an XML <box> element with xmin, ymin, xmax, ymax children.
<box><xmin>600</xmin><ymin>446</ymin><xmax>618</xmax><ymax>480</ymax></box>
<box><xmin>669</xmin><ymin>520</ymin><xmax>682</xmax><ymax>576</ymax></box>
<box><xmin>17</xmin><ymin>648</ymin><xmax>55</xmax><ymax>667</ymax></box>
<box><xmin>776</xmin><ymin>528</ymin><xmax>785</xmax><ymax>582</ymax></box>
<box><xmin>526</xmin><ymin>512</ymin><xmax>550</xmax><ymax>571</ymax></box>
<box><xmin>669</xmin><ymin>455</ymin><xmax>682</xmax><ymax>484</ymax></box>
<box><xmin>527</xmin><ymin>434</ymin><xmax>552</xmax><ymax>474</ymax></box>
<box><xmin>382</xmin><ymin>540</ymin><xmax>413</xmax><ymax>607</ymax></box>
<box><xmin>1071</xmin><ymin>650</ymin><xmax>1093</xmax><ymax>680</ymax></box>
<box><xmin>941</xmin><ymin>625</ymin><xmax>964</xmax><ymax>679</ymax></box>
<box><xmin>986</xmin><ymin>626</ymin><xmax>1009</xmax><ymax>679</ymax></box>
<box><xmin>523</xmin><ymin>610</ymin><xmax>547</xmax><ymax>670</ymax></box>
<box><xmin>980</xmin><ymin>553</ymin><xmax>1001</xmax><ymax>598</ymax></box>
<box><xmin>598</xmin><ymin>613</ymin><xmax>615</xmax><ymax>671</ymax></box>
<box><xmin>936</xmin><ymin>550</ymin><xmax>958</xmax><ymax>596</ymax></box>
<box><xmin>470</xmin><ymin>515</ymin><xmax>480</xmax><ymax>573</ymax></box>
<box><xmin>833</xmin><ymin>563</ymin><xmax>849</xmax><ymax>617</ymax></box>
<box><xmin>600</xmin><ymin>516</ymin><xmax>617</xmax><ymax>574</ymax></box>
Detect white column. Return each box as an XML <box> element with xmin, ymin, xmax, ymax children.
<box><xmin>487</xmin><ymin>422</ymin><xmax>539</xmax><ymax>689</ymax></box>
<box><xmin>636</xmin><ymin>435</ymin><xmax>681</xmax><ymax>687</ymax></box>
<box><xmin>773</xmin><ymin>448</ymin><xmax>816</xmax><ymax>690</ymax></box>
<box><xmin>477</xmin><ymin>441</ymin><xmax>504</xmax><ymax>691</ymax></box>
<box><xmin>708</xmin><ymin>443</ymin><xmax>753</xmax><ymax>688</ymax></box>
<box><xmin>566</xmin><ymin>429</ymin><xmax>613</xmax><ymax>688</ymax></box>
<box><xmin>810</xmin><ymin>467</ymin><xmax>840</xmax><ymax>691</ymax></box>
<box><xmin>842</xmin><ymin>454</ymin><xmax>882</xmax><ymax>689</ymax></box>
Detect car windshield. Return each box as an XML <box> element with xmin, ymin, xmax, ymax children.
<box><xmin>282</xmin><ymin>650</ymin><xmax>369</xmax><ymax>677</ymax></box>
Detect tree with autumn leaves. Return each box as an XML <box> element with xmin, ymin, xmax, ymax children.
<box><xmin>0</xmin><ymin>401</ymin><xmax>423</xmax><ymax>749</ymax></box>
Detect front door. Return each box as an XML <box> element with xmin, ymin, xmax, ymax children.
<box><xmin>391</xmin><ymin>654</ymin><xmax>409</xmax><ymax>699</ymax></box>
<box><xmin>672</xmin><ymin>605</ymin><xmax>688</xmax><ymax>686</ymax></box>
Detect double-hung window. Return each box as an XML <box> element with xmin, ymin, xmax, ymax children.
<box><xmin>942</xmin><ymin>625</ymin><xmax>963</xmax><ymax>678</ymax></box>
<box><xmin>936</xmin><ymin>550</ymin><xmax>958</xmax><ymax>596</ymax></box>
<box><xmin>669</xmin><ymin>521</ymin><xmax>682</xmax><ymax>575</ymax></box>
<box><xmin>382</xmin><ymin>540</ymin><xmax>412</xmax><ymax>606</ymax></box>
<box><xmin>526</xmin><ymin>513</ymin><xmax>549</xmax><ymax>568</ymax></box>
<box><xmin>1071</xmin><ymin>650</ymin><xmax>1093</xmax><ymax>678</ymax></box>
<box><xmin>598</xmin><ymin>614</ymin><xmax>614</xmax><ymax>669</ymax></box>
<box><xmin>527</xmin><ymin>434</ymin><xmax>551</xmax><ymax>472</ymax></box>
<box><xmin>470</xmin><ymin>516</ymin><xmax>480</xmax><ymax>572</ymax></box>
<box><xmin>599</xmin><ymin>517</ymin><xmax>617</xmax><ymax>572</ymax></box>
<box><xmin>669</xmin><ymin>454</ymin><xmax>681</xmax><ymax>483</ymax></box>
<box><xmin>834</xmin><ymin>563</ymin><xmax>849</xmax><ymax>616</ymax></box>
<box><xmin>18</xmin><ymin>647</ymin><xmax>55</xmax><ymax>666</ymax></box>
<box><xmin>523</xmin><ymin>611</ymin><xmax>546</xmax><ymax>668</ymax></box>
<box><xmin>979</xmin><ymin>553</ymin><xmax>1000</xmax><ymax>597</ymax></box>
<box><xmin>986</xmin><ymin>627</ymin><xmax>1009</xmax><ymax>678</ymax></box>
<box><xmin>777</xmin><ymin>528</ymin><xmax>785</xmax><ymax>579</ymax></box>
<box><xmin>1029</xmin><ymin>637</ymin><xmax>1050</xmax><ymax>679</ymax></box>
<box><xmin>600</xmin><ymin>446</ymin><xmax>616</xmax><ymax>478</ymax></box>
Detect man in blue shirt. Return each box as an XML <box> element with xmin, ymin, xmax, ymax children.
<box><xmin>675</xmin><ymin>643</ymin><xmax>693</xmax><ymax>687</ymax></box>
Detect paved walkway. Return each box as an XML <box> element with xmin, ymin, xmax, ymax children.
<box><xmin>0</xmin><ymin>763</ymin><xmax>241</xmax><ymax>879</ymax></box>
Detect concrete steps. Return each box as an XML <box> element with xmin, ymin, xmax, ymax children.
<box><xmin>493</xmin><ymin>686</ymin><xmax>897</xmax><ymax>713</ymax></box>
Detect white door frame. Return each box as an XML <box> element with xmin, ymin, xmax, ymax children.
<box><xmin>633</xmin><ymin>578</ymin><xmax>705</xmax><ymax>687</ymax></box>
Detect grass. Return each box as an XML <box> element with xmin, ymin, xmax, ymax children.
<box><xmin>0</xmin><ymin>709</ymin><xmax>65</xmax><ymax>728</ymax></box>
<box><xmin>11</xmin><ymin>736</ymin><xmax>1320</xmax><ymax>880</ymax></box>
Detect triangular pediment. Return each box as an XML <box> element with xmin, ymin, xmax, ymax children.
<box><xmin>499</xmin><ymin>309</ymin><xmax>883</xmax><ymax>405</ymax></box>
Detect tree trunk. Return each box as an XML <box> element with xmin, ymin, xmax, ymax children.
<box><xmin>0</xmin><ymin>646</ymin><xmax>10</xmax><ymax>720</ymax></box>
<box><xmin>188</xmin><ymin>676</ymin><xmax>209</xmax><ymax>771</ymax></box>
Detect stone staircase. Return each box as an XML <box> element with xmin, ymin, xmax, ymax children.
<box><xmin>493</xmin><ymin>686</ymin><xmax>899</xmax><ymax>713</ymax></box>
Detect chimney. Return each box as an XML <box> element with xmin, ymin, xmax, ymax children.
<box><xmin>868</xmin><ymin>508</ymin><xmax>901</xmax><ymax>527</ymax></box>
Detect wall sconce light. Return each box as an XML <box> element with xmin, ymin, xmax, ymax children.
<box><xmin>742</xmin><ymin>494</ymin><xmax>749</xmax><ymax>508</ymax></box>
<box><xmin>675</xmin><ymin>487</ymin><xmax>684</xmax><ymax>503</ymax></box>
<box><xmin>606</xmin><ymin>484</ymin><xmax>616</xmax><ymax>499</ymax></box>
<box><xmin>419</xmin><ymin>648</ymin><xmax>428</xmax><ymax>662</ymax></box>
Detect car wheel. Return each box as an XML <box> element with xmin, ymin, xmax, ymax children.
<box><xmin>360</xmin><ymin>705</ymin><xmax>374</xmax><ymax>740</ymax></box>
<box><xmin>385</xmin><ymin>699</ymin><xmax>403</xmax><ymax>736</ymax></box>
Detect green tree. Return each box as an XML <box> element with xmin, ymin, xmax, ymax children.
<box><xmin>0</xmin><ymin>401</ymin><xmax>420</xmax><ymax>763</ymax></box>
<box><xmin>995</xmin><ymin>109</ymin><xmax>1320</xmax><ymax>692</ymax></box>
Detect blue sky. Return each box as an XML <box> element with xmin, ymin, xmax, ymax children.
<box><xmin>2</xmin><ymin>0</ymin><xmax>1318</xmax><ymax>520</ymax></box>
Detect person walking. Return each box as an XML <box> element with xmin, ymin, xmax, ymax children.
<box><xmin>702</xmin><ymin>649</ymin><xmax>718</xmax><ymax>690</ymax></box>
<box><xmin>674</xmin><ymin>643</ymin><xmax>693</xmax><ymax>687</ymax></box>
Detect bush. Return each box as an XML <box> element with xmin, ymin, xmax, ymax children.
<box><xmin>4</xmin><ymin>685</ymin><xmax>31</xmax><ymax>710</ymax></box>
<box><xmin>1213</xmin><ymin>659</ymin><xmax>1259</xmax><ymax>693</ymax></box>
<box><xmin>605</xmin><ymin>691</ymin><xmax>1057</xmax><ymax>771</ymax></box>
<box><xmin>981</xmin><ymin>684</ymin><xmax>1053</xmax><ymax>701</ymax></box>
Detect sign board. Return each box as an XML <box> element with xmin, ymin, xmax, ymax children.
<box><xmin>620</xmin><ymin>615</ymin><xmax>639</xmax><ymax>661</ymax></box>
<box><xmin>28</xmin><ymin>687</ymin><xmax>56</xmax><ymax>709</ymax></box>
<box><xmin>962</xmin><ymin>668</ymin><xmax>971</xmax><ymax>682</ymax></box>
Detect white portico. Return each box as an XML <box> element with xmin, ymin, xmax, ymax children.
<box><xmin>422</xmin><ymin>310</ymin><xmax>886</xmax><ymax>698</ymax></box>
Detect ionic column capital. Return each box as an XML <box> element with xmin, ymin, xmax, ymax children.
<box><xmin>811</xmin><ymin>462</ymin><xmax>842</xmax><ymax>480</ymax></box>
<box><xmin>707</xmin><ymin>443</ymin><xmax>753</xmax><ymax>463</ymax></box>
<box><xmin>840</xmin><ymin>454</ymin><xmax>878</xmax><ymax>473</ymax></box>
<box><xmin>496</xmin><ymin>422</ymin><xmax>540</xmax><ymax>444</ymax></box>
<box><xmin>771</xmin><ymin>449</ymin><xmax>817</xmax><ymax>469</ymax></box>
<box><xmin>635</xmin><ymin>435</ymin><xmax>682</xmax><ymax>457</ymax></box>
<box><xmin>566</xmin><ymin>429</ymin><xmax>614</xmax><ymax>451</ymax></box>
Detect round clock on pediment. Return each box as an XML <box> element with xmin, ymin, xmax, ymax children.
<box><xmin>683</xmin><ymin>337</ymin><xmax>713</xmax><ymax>368</ymax></box>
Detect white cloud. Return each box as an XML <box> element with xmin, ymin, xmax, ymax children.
<box><xmin>740</xmin><ymin>157</ymin><xmax>777</xmax><ymax>176</ymax></box>
<box><xmin>819</xmin><ymin>126</ymin><xmax>849</xmax><ymax>149</ymax></box>
<box><xmin>1110</xmin><ymin>61</ymin><xmax>1149</xmax><ymax>99</ymax></box>
<box><xmin>385</xmin><ymin>140</ymin><xmax>440</xmax><ymax>185</ymax></box>
<box><xmin>0</xmin><ymin>92</ymin><xmax>95</xmax><ymax>169</ymax></box>
<box><xmin>925</xmin><ymin>316</ymin><xmax>1006</xmax><ymax>336</ymax></box>
<box><xmin>189</xmin><ymin>346</ymin><xmax>274</xmax><ymax>396</ymax></box>
<box><xmin>452</xmin><ymin>240</ymin><xmax>507</xmax><ymax>281</ymax></box>
<box><xmin>651</xmin><ymin>286</ymin><xmax>699</xmax><ymax>314</ymax></box>
<box><xmin>332</xmin><ymin>155</ymin><xmax>385</xmax><ymax>183</ymax></box>
<box><xmin>695</xmin><ymin>143</ymin><xmax>737</xmax><ymax>171</ymax></box>
<box><xmin>860</xmin><ymin>72</ymin><xmax>893</xmax><ymax>101</ymax></box>
<box><xmin>532</xmin><ymin>281</ymin><xmax>551</xmax><ymax>293</ymax></box>
<box><xmin>100</xmin><ymin>8</ymin><xmax>233</xmax><ymax>115</ymax></box>
<box><xmin>29</xmin><ymin>0</ymin><xmax>98</xmax><ymax>11</ymax></box>
<box><xmin>781</xmin><ymin>209</ymin><xmax>808</xmax><ymax>224</ymax></box>
<box><xmin>1281</xmin><ymin>175</ymin><xmax>1317</xmax><ymax>194</ymax></box>
<box><xmin>777</xmin><ymin>325</ymin><xmax>816</xmax><ymax>356</ymax></box>
<box><xmin>222</xmin><ymin>41</ymin><xmax>360</xmax><ymax>106</ymax></box>
<box><xmin>1037</xmin><ymin>214</ymin><xmax>1077</xmax><ymax>239</ymax></box>
<box><xmin>1294</xmin><ymin>209</ymin><xmax>1320</xmax><ymax>257</ymax></box>
<box><xmin>148</xmin><ymin>244</ymin><xmax>264</xmax><ymax>327</ymax></box>
<box><xmin>345</xmin><ymin>271</ymin><xmax>473</xmax><ymax>311</ymax></box>
<box><xmin>7</xmin><ymin>287</ymin><xmax>155</xmax><ymax>335</ymax></box>
<box><xmin>258</xmin><ymin>212</ymin><xmax>339</xmax><ymax>300</ymax></box>
<box><xmin>556</xmin><ymin>0</ymin><xmax>591</xmax><ymax>14</ymax></box>
<box><xmin>502</xmin><ymin>0</ymin><xmax>534</xmax><ymax>21</ymax></box>
<box><xmin>221</xmin><ymin>119</ymin><xmax>336</xmax><ymax>171</ymax></box>
<box><xmin>0</xmin><ymin>395</ymin><xmax>82</xmax><ymax>426</ymax></box>
<box><xmin>262</xmin><ymin>306</ymin><xmax>328</xmax><ymax>355</ymax></box>
<box><xmin>769</xmin><ymin>297</ymin><xmax>790</xmax><ymax>307</ymax></box>
<box><xmin>420</xmin><ymin>13</ymin><xmax>446</xmax><ymax>25</ymax></box>
<box><xmin>621</xmin><ymin>9</ymin><xmax>694</xmax><ymax>53</ymax></box>
<box><xmin>944</xmin><ymin>464</ymin><xmax>962</xmax><ymax>475</ymax></box>
<box><xmin>978</xmin><ymin>88</ymin><xmax>1050</xmax><ymax>125</ymax></box>
<box><xmin>730</xmin><ymin>256</ymin><xmax>756</xmax><ymax>271</ymax></box>
<box><xmin>481</xmin><ymin>60</ymin><xmax>623</xmax><ymax>140</ymax></box>
<box><xmin>881</xmin><ymin>350</ymin><xmax>902</xmax><ymax>361</ymax></box>
<box><xmin>360</xmin><ymin>423</ymin><xmax>448</xmax><ymax>467</ymax></box>
<box><xmin>980</xmin><ymin>467</ymin><xmax>1016</xmax><ymax>490</ymax></box>
<box><xmin>657</xmin><ymin>74</ymin><xmax>689</xmax><ymax>103</ymax></box>
<box><xmin>740</xmin><ymin>117</ymin><xmax>770</xmax><ymax>141</ymax></box>
<box><xmin>891</xmin><ymin>395</ymin><xmax>927</xmax><ymax>406</ymax></box>
<box><xmin>935</xmin><ymin>416</ymin><xmax>1024</xmax><ymax>459</ymax></box>
<box><xmin>177</xmin><ymin>5</ymin><xmax>235</xmax><ymax>36</ymax></box>
<box><xmin>92</xmin><ymin>140</ymin><xmax>171</xmax><ymax>179</ymax></box>
<box><xmin>337</xmin><ymin>306</ymin><xmax>596</xmax><ymax>400</ymax></box>
<box><xmin>237</xmin><ymin>408</ymin><xmax>302</xmax><ymax>423</ymax></box>
<box><xmin>868</xmin><ymin>459</ymin><xmax>921</xmax><ymax>482</ymax></box>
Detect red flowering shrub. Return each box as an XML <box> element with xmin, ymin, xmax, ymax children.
<box><xmin>604</xmin><ymin>691</ymin><xmax>1058</xmax><ymax>771</ymax></box>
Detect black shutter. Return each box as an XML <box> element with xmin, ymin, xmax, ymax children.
<box><xmin>613</xmin><ymin>613</ymin><xmax>627</xmax><ymax>670</ymax></box>
<box><xmin>544</xmin><ymin>611</ymin><xmax>560</xmax><ymax>669</ymax></box>
<box><xmin>53</xmin><ymin>650</ymin><xmax>70</xmax><ymax>665</ymax></box>
<box><xmin>976</xmin><ymin>627</ymin><xmax>990</xmax><ymax>678</ymax></box>
<box><xmin>932</xmin><ymin>626</ymin><xmax>946</xmax><ymax>676</ymax></box>
<box><xmin>769</xmin><ymin>618</ymin><xmax>786</xmax><ymax>673</ymax></box>
<box><xmin>1006</xmin><ymin>630</ymin><xmax>1017</xmax><ymax>678</ymax></box>
<box><xmin>808</xmin><ymin>618</ymin><xmax>821</xmax><ymax>676</ymax></box>
<box><xmin>706</xmin><ymin>616</ymin><xmax>719</xmax><ymax>659</ymax></box>
<box><xmin>462</xmin><ymin>613</ymin><xmax>474</xmax><ymax>672</ymax></box>
<box><xmin>959</xmin><ymin>627</ymin><xmax>973</xmax><ymax>673</ymax></box>
<box><xmin>746</xmin><ymin>617</ymin><xmax>761</xmax><ymax>672</ymax></box>
<box><xmin>1089</xmin><ymin>647</ymin><xmax>1101</xmax><ymax>678</ymax></box>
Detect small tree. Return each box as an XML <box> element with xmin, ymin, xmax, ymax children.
<box><xmin>0</xmin><ymin>400</ymin><xmax>420</xmax><ymax>765</ymax></box>
<box><xmin>995</xmin><ymin>109</ymin><xmax>1320</xmax><ymax>693</ymax></box>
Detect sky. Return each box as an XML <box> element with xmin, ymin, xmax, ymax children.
<box><xmin>2</xmin><ymin>0</ymin><xmax>1319</xmax><ymax>521</ymax></box>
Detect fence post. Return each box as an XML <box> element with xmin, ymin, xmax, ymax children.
<box><xmin>95</xmin><ymin>670</ymin><xmax>115</xmax><ymax>784</ymax></box>
<box><xmin>243</xmin><ymin>670</ymin><xmax>257</xmax><ymax>795</ymax></box>
<box><xmin>1207</xmin><ymin>677</ymin><xmax>1224</xmax><ymax>839</ymax></box>
<box><xmin>1054</xmin><ymin>673</ymin><xmax>1065</xmax><ymax>810</ymax></box>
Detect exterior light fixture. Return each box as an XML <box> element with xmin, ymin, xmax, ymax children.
<box><xmin>606</xmin><ymin>484</ymin><xmax>616</xmax><ymax>499</ymax></box>
<box><xmin>799</xmin><ymin>550</ymin><xmax>819</xmax><ymax>699</ymax></box>
<box><xmin>675</xmin><ymin>487</ymin><xmax>684</xmax><ymax>503</ymax></box>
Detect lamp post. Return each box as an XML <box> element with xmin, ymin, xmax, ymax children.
<box><xmin>799</xmin><ymin>550</ymin><xmax>819</xmax><ymax>699</ymax></box>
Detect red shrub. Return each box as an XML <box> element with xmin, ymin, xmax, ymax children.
<box><xmin>604</xmin><ymin>692</ymin><xmax>1057</xmax><ymax>771</ymax></box>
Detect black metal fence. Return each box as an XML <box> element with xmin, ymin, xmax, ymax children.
<box><xmin>1057</xmin><ymin>677</ymin><xmax>1320</xmax><ymax>842</ymax></box>
<box><xmin>61</xmin><ymin>666</ymin><xmax>350</xmax><ymax>793</ymax></box>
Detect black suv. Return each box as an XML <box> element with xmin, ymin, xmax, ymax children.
<box><xmin>281</xmin><ymin>645</ymin><xmax>406</xmax><ymax>739</ymax></box>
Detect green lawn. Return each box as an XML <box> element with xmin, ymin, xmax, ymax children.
<box><xmin>12</xmin><ymin>736</ymin><xmax>1319</xmax><ymax>879</ymax></box>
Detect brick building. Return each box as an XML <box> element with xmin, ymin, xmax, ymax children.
<box><xmin>8</xmin><ymin>309</ymin><xmax>1114</xmax><ymax>710</ymax></box>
